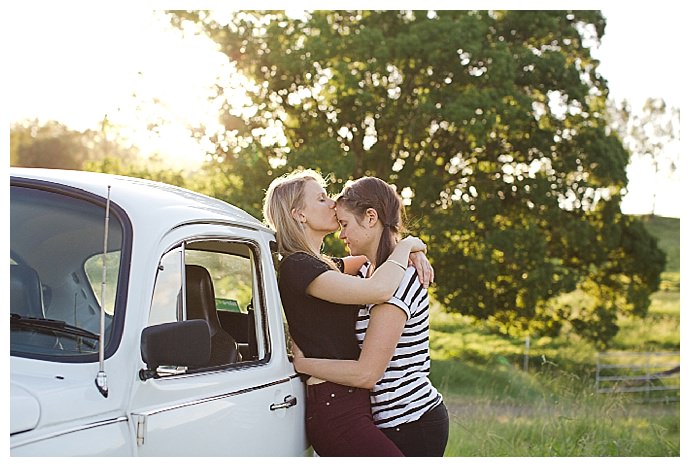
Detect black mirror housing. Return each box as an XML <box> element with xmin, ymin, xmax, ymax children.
<box><xmin>140</xmin><ymin>320</ymin><xmax>211</xmax><ymax>371</ymax></box>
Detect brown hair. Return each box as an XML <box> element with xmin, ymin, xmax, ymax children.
<box><xmin>336</xmin><ymin>177</ymin><xmax>406</xmax><ymax>268</ymax></box>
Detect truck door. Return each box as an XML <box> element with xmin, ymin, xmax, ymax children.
<box><xmin>129</xmin><ymin>229</ymin><xmax>308</xmax><ymax>456</ymax></box>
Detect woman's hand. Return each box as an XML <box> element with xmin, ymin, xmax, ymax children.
<box><xmin>400</xmin><ymin>235</ymin><xmax>427</xmax><ymax>254</ymax></box>
<box><xmin>291</xmin><ymin>341</ymin><xmax>305</xmax><ymax>373</ymax></box>
<box><xmin>409</xmin><ymin>251</ymin><xmax>434</xmax><ymax>288</ymax></box>
<box><xmin>291</xmin><ymin>341</ymin><xmax>305</xmax><ymax>361</ymax></box>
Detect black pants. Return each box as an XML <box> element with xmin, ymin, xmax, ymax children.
<box><xmin>380</xmin><ymin>401</ymin><xmax>449</xmax><ymax>457</ymax></box>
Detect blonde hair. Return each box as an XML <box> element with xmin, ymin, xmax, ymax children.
<box><xmin>263</xmin><ymin>169</ymin><xmax>337</xmax><ymax>268</ymax></box>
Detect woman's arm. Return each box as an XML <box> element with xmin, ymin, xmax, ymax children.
<box><xmin>343</xmin><ymin>252</ymin><xmax>434</xmax><ymax>288</ymax></box>
<box><xmin>292</xmin><ymin>304</ymin><xmax>407</xmax><ymax>389</ymax></box>
<box><xmin>306</xmin><ymin>236</ymin><xmax>426</xmax><ymax>304</ymax></box>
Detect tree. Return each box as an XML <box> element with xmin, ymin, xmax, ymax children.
<box><xmin>172</xmin><ymin>10</ymin><xmax>665</xmax><ymax>346</ymax></box>
<box><xmin>83</xmin><ymin>154</ymin><xmax>190</xmax><ymax>188</ymax></box>
<box><xmin>10</xmin><ymin>118</ymin><xmax>139</xmax><ymax>170</ymax></box>
<box><xmin>11</xmin><ymin>120</ymin><xmax>92</xmax><ymax>169</ymax></box>
<box><xmin>608</xmin><ymin>98</ymin><xmax>680</xmax><ymax>217</ymax></box>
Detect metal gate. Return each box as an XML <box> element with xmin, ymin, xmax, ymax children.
<box><xmin>595</xmin><ymin>351</ymin><xmax>680</xmax><ymax>402</ymax></box>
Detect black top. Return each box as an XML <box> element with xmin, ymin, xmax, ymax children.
<box><xmin>278</xmin><ymin>252</ymin><xmax>361</xmax><ymax>360</ymax></box>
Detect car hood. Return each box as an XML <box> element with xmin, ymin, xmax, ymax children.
<box><xmin>10</xmin><ymin>382</ymin><xmax>41</xmax><ymax>434</ymax></box>
<box><xmin>10</xmin><ymin>366</ymin><xmax>122</xmax><ymax>436</ymax></box>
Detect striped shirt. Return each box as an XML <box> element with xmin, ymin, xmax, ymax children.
<box><xmin>355</xmin><ymin>265</ymin><xmax>442</xmax><ymax>429</ymax></box>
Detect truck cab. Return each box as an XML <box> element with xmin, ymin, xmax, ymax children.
<box><xmin>10</xmin><ymin>168</ymin><xmax>308</xmax><ymax>456</ymax></box>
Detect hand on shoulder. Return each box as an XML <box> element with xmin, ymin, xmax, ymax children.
<box><xmin>400</xmin><ymin>235</ymin><xmax>427</xmax><ymax>254</ymax></box>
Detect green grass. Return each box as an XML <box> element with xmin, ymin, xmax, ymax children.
<box><xmin>444</xmin><ymin>396</ymin><xmax>679</xmax><ymax>456</ymax></box>
<box><xmin>611</xmin><ymin>292</ymin><xmax>680</xmax><ymax>351</ymax></box>
<box><xmin>429</xmin><ymin>215</ymin><xmax>681</xmax><ymax>456</ymax></box>
<box><xmin>429</xmin><ymin>308</ymin><xmax>680</xmax><ymax>456</ymax></box>
<box><xmin>641</xmin><ymin>216</ymin><xmax>680</xmax><ymax>274</ymax></box>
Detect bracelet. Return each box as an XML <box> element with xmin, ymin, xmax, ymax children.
<box><xmin>386</xmin><ymin>259</ymin><xmax>408</xmax><ymax>271</ymax></box>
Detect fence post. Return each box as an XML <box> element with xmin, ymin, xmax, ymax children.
<box><xmin>523</xmin><ymin>335</ymin><xmax>530</xmax><ymax>372</ymax></box>
<box><xmin>645</xmin><ymin>352</ymin><xmax>651</xmax><ymax>402</ymax></box>
<box><xmin>594</xmin><ymin>352</ymin><xmax>601</xmax><ymax>394</ymax></box>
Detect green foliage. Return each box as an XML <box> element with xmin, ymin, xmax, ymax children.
<box><xmin>11</xmin><ymin>119</ymin><xmax>139</xmax><ymax>170</ymax></box>
<box><xmin>11</xmin><ymin>120</ymin><xmax>94</xmax><ymax>169</ymax></box>
<box><xmin>171</xmin><ymin>10</ymin><xmax>665</xmax><ymax>345</ymax></box>
<box><xmin>83</xmin><ymin>155</ymin><xmax>190</xmax><ymax>188</ymax></box>
<box><xmin>191</xmin><ymin>142</ymin><xmax>276</xmax><ymax>221</ymax></box>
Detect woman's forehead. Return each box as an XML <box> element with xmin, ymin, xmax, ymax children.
<box><xmin>304</xmin><ymin>179</ymin><xmax>326</xmax><ymax>195</ymax></box>
<box><xmin>335</xmin><ymin>207</ymin><xmax>354</xmax><ymax>220</ymax></box>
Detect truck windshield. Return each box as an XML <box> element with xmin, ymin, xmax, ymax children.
<box><xmin>10</xmin><ymin>185</ymin><xmax>124</xmax><ymax>360</ymax></box>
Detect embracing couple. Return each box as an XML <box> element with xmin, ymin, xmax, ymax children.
<box><xmin>263</xmin><ymin>170</ymin><xmax>449</xmax><ymax>457</ymax></box>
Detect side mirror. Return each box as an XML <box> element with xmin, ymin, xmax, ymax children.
<box><xmin>140</xmin><ymin>320</ymin><xmax>211</xmax><ymax>379</ymax></box>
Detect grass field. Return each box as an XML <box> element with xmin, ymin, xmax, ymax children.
<box><xmin>429</xmin><ymin>215</ymin><xmax>681</xmax><ymax>457</ymax></box>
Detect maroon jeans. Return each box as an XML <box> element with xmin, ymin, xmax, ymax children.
<box><xmin>306</xmin><ymin>381</ymin><xmax>404</xmax><ymax>457</ymax></box>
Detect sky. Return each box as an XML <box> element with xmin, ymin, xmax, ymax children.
<box><xmin>5</xmin><ymin>4</ymin><xmax>684</xmax><ymax>218</ymax></box>
<box><xmin>592</xmin><ymin>6</ymin><xmax>683</xmax><ymax>218</ymax></box>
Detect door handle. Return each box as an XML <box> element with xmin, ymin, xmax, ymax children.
<box><xmin>270</xmin><ymin>395</ymin><xmax>297</xmax><ymax>411</ymax></box>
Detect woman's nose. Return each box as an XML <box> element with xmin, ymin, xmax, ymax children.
<box><xmin>338</xmin><ymin>230</ymin><xmax>346</xmax><ymax>240</ymax></box>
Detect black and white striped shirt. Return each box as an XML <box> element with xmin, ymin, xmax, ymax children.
<box><xmin>355</xmin><ymin>265</ymin><xmax>442</xmax><ymax>429</ymax></box>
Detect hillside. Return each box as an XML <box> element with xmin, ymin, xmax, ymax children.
<box><xmin>641</xmin><ymin>215</ymin><xmax>680</xmax><ymax>274</ymax></box>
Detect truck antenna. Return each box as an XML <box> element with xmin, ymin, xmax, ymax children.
<box><xmin>95</xmin><ymin>185</ymin><xmax>111</xmax><ymax>398</ymax></box>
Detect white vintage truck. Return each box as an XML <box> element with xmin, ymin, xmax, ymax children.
<box><xmin>10</xmin><ymin>168</ymin><xmax>309</xmax><ymax>456</ymax></box>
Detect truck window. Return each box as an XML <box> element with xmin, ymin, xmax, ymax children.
<box><xmin>148</xmin><ymin>240</ymin><xmax>266</xmax><ymax>374</ymax></box>
<box><xmin>84</xmin><ymin>251</ymin><xmax>121</xmax><ymax>316</ymax></box>
<box><xmin>10</xmin><ymin>185</ymin><xmax>125</xmax><ymax>361</ymax></box>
